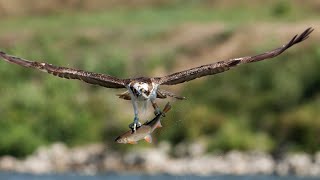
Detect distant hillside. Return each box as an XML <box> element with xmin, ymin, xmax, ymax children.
<box><xmin>0</xmin><ymin>0</ymin><xmax>319</xmax><ymax>17</ymax></box>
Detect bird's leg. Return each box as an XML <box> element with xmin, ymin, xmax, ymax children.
<box><xmin>128</xmin><ymin>94</ymin><xmax>141</xmax><ymax>132</ymax></box>
<box><xmin>126</xmin><ymin>85</ymin><xmax>142</xmax><ymax>132</ymax></box>
<box><xmin>151</xmin><ymin>100</ymin><xmax>161</xmax><ymax>116</ymax></box>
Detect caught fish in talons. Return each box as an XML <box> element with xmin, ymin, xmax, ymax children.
<box><xmin>115</xmin><ymin>102</ymin><xmax>171</xmax><ymax>144</ymax></box>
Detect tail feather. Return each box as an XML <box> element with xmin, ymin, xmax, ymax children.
<box><xmin>162</xmin><ymin>102</ymin><xmax>171</xmax><ymax>114</ymax></box>
<box><xmin>117</xmin><ymin>91</ymin><xmax>131</xmax><ymax>100</ymax></box>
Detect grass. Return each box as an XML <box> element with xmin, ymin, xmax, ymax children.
<box><xmin>0</xmin><ymin>1</ymin><xmax>317</xmax><ymax>34</ymax></box>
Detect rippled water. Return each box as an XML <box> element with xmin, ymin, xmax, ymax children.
<box><xmin>0</xmin><ymin>172</ymin><xmax>319</xmax><ymax>180</ymax></box>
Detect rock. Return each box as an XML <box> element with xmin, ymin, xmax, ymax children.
<box><xmin>69</xmin><ymin>143</ymin><xmax>104</xmax><ymax>166</ymax></box>
<box><xmin>206</xmin><ymin>155</ymin><xmax>229</xmax><ymax>174</ymax></box>
<box><xmin>188</xmin><ymin>155</ymin><xmax>228</xmax><ymax>175</ymax></box>
<box><xmin>276</xmin><ymin>160</ymin><xmax>289</xmax><ymax>176</ymax></box>
<box><xmin>163</xmin><ymin>158</ymin><xmax>188</xmax><ymax>175</ymax></box>
<box><xmin>0</xmin><ymin>156</ymin><xmax>19</xmax><ymax>171</ymax></box>
<box><xmin>68</xmin><ymin>143</ymin><xmax>105</xmax><ymax>174</ymax></box>
<box><xmin>123</xmin><ymin>151</ymin><xmax>145</xmax><ymax>168</ymax></box>
<box><xmin>188</xmin><ymin>142</ymin><xmax>206</xmax><ymax>157</ymax></box>
<box><xmin>15</xmin><ymin>143</ymin><xmax>70</xmax><ymax>174</ymax></box>
<box><xmin>141</xmin><ymin>148</ymin><xmax>169</xmax><ymax>173</ymax></box>
<box><xmin>311</xmin><ymin>152</ymin><xmax>320</xmax><ymax>176</ymax></box>
<box><xmin>246</xmin><ymin>152</ymin><xmax>275</xmax><ymax>174</ymax></box>
<box><xmin>309</xmin><ymin>164</ymin><xmax>320</xmax><ymax>176</ymax></box>
<box><xmin>225</xmin><ymin>151</ymin><xmax>248</xmax><ymax>174</ymax></box>
<box><xmin>21</xmin><ymin>155</ymin><xmax>53</xmax><ymax>174</ymax></box>
<box><xmin>278</xmin><ymin>153</ymin><xmax>313</xmax><ymax>176</ymax></box>
<box><xmin>315</xmin><ymin>152</ymin><xmax>320</xmax><ymax>165</ymax></box>
<box><xmin>103</xmin><ymin>153</ymin><xmax>124</xmax><ymax>171</ymax></box>
<box><xmin>158</xmin><ymin>141</ymin><xmax>171</xmax><ymax>154</ymax></box>
<box><xmin>1</xmin><ymin>141</ymin><xmax>320</xmax><ymax>176</ymax></box>
<box><xmin>173</xmin><ymin>143</ymin><xmax>189</xmax><ymax>157</ymax></box>
<box><xmin>46</xmin><ymin>143</ymin><xmax>70</xmax><ymax>171</ymax></box>
<box><xmin>289</xmin><ymin>153</ymin><xmax>313</xmax><ymax>176</ymax></box>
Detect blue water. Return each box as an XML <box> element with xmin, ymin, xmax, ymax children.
<box><xmin>0</xmin><ymin>172</ymin><xmax>319</xmax><ymax>180</ymax></box>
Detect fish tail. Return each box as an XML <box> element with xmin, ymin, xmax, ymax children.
<box><xmin>162</xmin><ymin>102</ymin><xmax>171</xmax><ymax>114</ymax></box>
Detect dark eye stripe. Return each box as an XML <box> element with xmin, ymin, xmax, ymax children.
<box><xmin>130</xmin><ymin>86</ymin><xmax>140</xmax><ymax>96</ymax></box>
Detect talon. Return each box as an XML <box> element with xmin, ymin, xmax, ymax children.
<box><xmin>135</xmin><ymin>121</ymin><xmax>142</xmax><ymax>128</ymax></box>
<box><xmin>154</xmin><ymin>108</ymin><xmax>162</xmax><ymax>116</ymax></box>
<box><xmin>129</xmin><ymin>117</ymin><xmax>142</xmax><ymax>133</ymax></box>
<box><xmin>129</xmin><ymin>123</ymin><xmax>136</xmax><ymax>133</ymax></box>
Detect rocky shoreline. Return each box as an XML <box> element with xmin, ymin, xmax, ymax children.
<box><xmin>0</xmin><ymin>142</ymin><xmax>319</xmax><ymax>176</ymax></box>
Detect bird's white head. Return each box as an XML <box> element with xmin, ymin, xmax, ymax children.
<box><xmin>129</xmin><ymin>82</ymin><xmax>152</xmax><ymax>99</ymax></box>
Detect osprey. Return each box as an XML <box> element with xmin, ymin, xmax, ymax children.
<box><xmin>0</xmin><ymin>27</ymin><xmax>313</xmax><ymax>132</ymax></box>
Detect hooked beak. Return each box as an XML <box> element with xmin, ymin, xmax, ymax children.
<box><xmin>137</xmin><ymin>91</ymin><xmax>142</xmax><ymax>96</ymax></box>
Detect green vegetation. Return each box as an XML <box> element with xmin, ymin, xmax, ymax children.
<box><xmin>0</xmin><ymin>1</ymin><xmax>319</xmax><ymax>157</ymax></box>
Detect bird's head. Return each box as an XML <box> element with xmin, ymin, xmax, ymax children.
<box><xmin>130</xmin><ymin>82</ymin><xmax>150</xmax><ymax>98</ymax></box>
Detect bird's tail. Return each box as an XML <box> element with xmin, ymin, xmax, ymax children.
<box><xmin>117</xmin><ymin>91</ymin><xmax>131</xmax><ymax>100</ymax></box>
<box><xmin>162</xmin><ymin>102</ymin><xmax>171</xmax><ymax>114</ymax></box>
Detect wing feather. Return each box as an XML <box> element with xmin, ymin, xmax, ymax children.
<box><xmin>157</xmin><ymin>27</ymin><xmax>314</xmax><ymax>85</ymax></box>
<box><xmin>0</xmin><ymin>51</ymin><xmax>128</xmax><ymax>88</ymax></box>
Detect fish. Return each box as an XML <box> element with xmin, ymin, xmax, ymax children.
<box><xmin>115</xmin><ymin>102</ymin><xmax>171</xmax><ymax>144</ymax></box>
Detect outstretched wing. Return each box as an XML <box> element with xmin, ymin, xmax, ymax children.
<box><xmin>156</xmin><ymin>27</ymin><xmax>314</xmax><ymax>85</ymax></box>
<box><xmin>0</xmin><ymin>51</ymin><xmax>129</xmax><ymax>88</ymax></box>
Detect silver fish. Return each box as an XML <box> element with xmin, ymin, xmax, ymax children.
<box><xmin>115</xmin><ymin>102</ymin><xmax>171</xmax><ymax>144</ymax></box>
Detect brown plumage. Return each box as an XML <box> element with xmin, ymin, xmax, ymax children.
<box><xmin>0</xmin><ymin>27</ymin><xmax>313</xmax><ymax>90</ymax></box>
<box><xmin>0</xmin><ymin>27</ymin><xmax>313</xmax><ymax>132</ymax></box>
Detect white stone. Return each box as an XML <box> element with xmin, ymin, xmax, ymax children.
<box><xmin>0</xmin><ymin>156</ymin><xmax>19</xmax><ymax>171</ymax></box>
<box><xmin>276</xmin><ymin>161</ymin><xmax>289</xmax><ymax>176</ymax></box>
<box><xmin>247</xmin><ymin>152</ymin><xmax>275</xmax><ymax>174</ymax></box>
<box><xmin>315</xmin><ymin>152</ymin><xmax>320</xmax><ymax>165</ymax></box>
<box><xmin>285</xmin><ymin>153</ymin><xmax>313</xmax><ymax>176</ymax></box>
<box><xmin>103</xmin><ymin>153</ymin><xmax>124</xmax><ymax>171</ymax></box>
<box><xmin>21</xmin><ymin>156</ymin><xmax>53</xmax><ymax>174</ymax></box>
<box><xmin>188</xmin><ymin>142</ymin><xmax>206</xmax><ymax>157</ymax></box>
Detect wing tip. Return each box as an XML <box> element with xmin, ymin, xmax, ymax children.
<box><xmin>286</xmin><ymin>27</ymin><xmax>314</xmax><ymax>48</ymax></box>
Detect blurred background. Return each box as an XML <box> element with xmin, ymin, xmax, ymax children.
<box><xmin>0</xmin><ymin>0</ymin><xmax>319</xmax><ymax>178</ymax></box>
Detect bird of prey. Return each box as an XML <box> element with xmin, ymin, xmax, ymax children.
<box><xmin>0</xmin><ymin>27</ymin><xmax>313</xmax><ymax>132</ymax></box>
